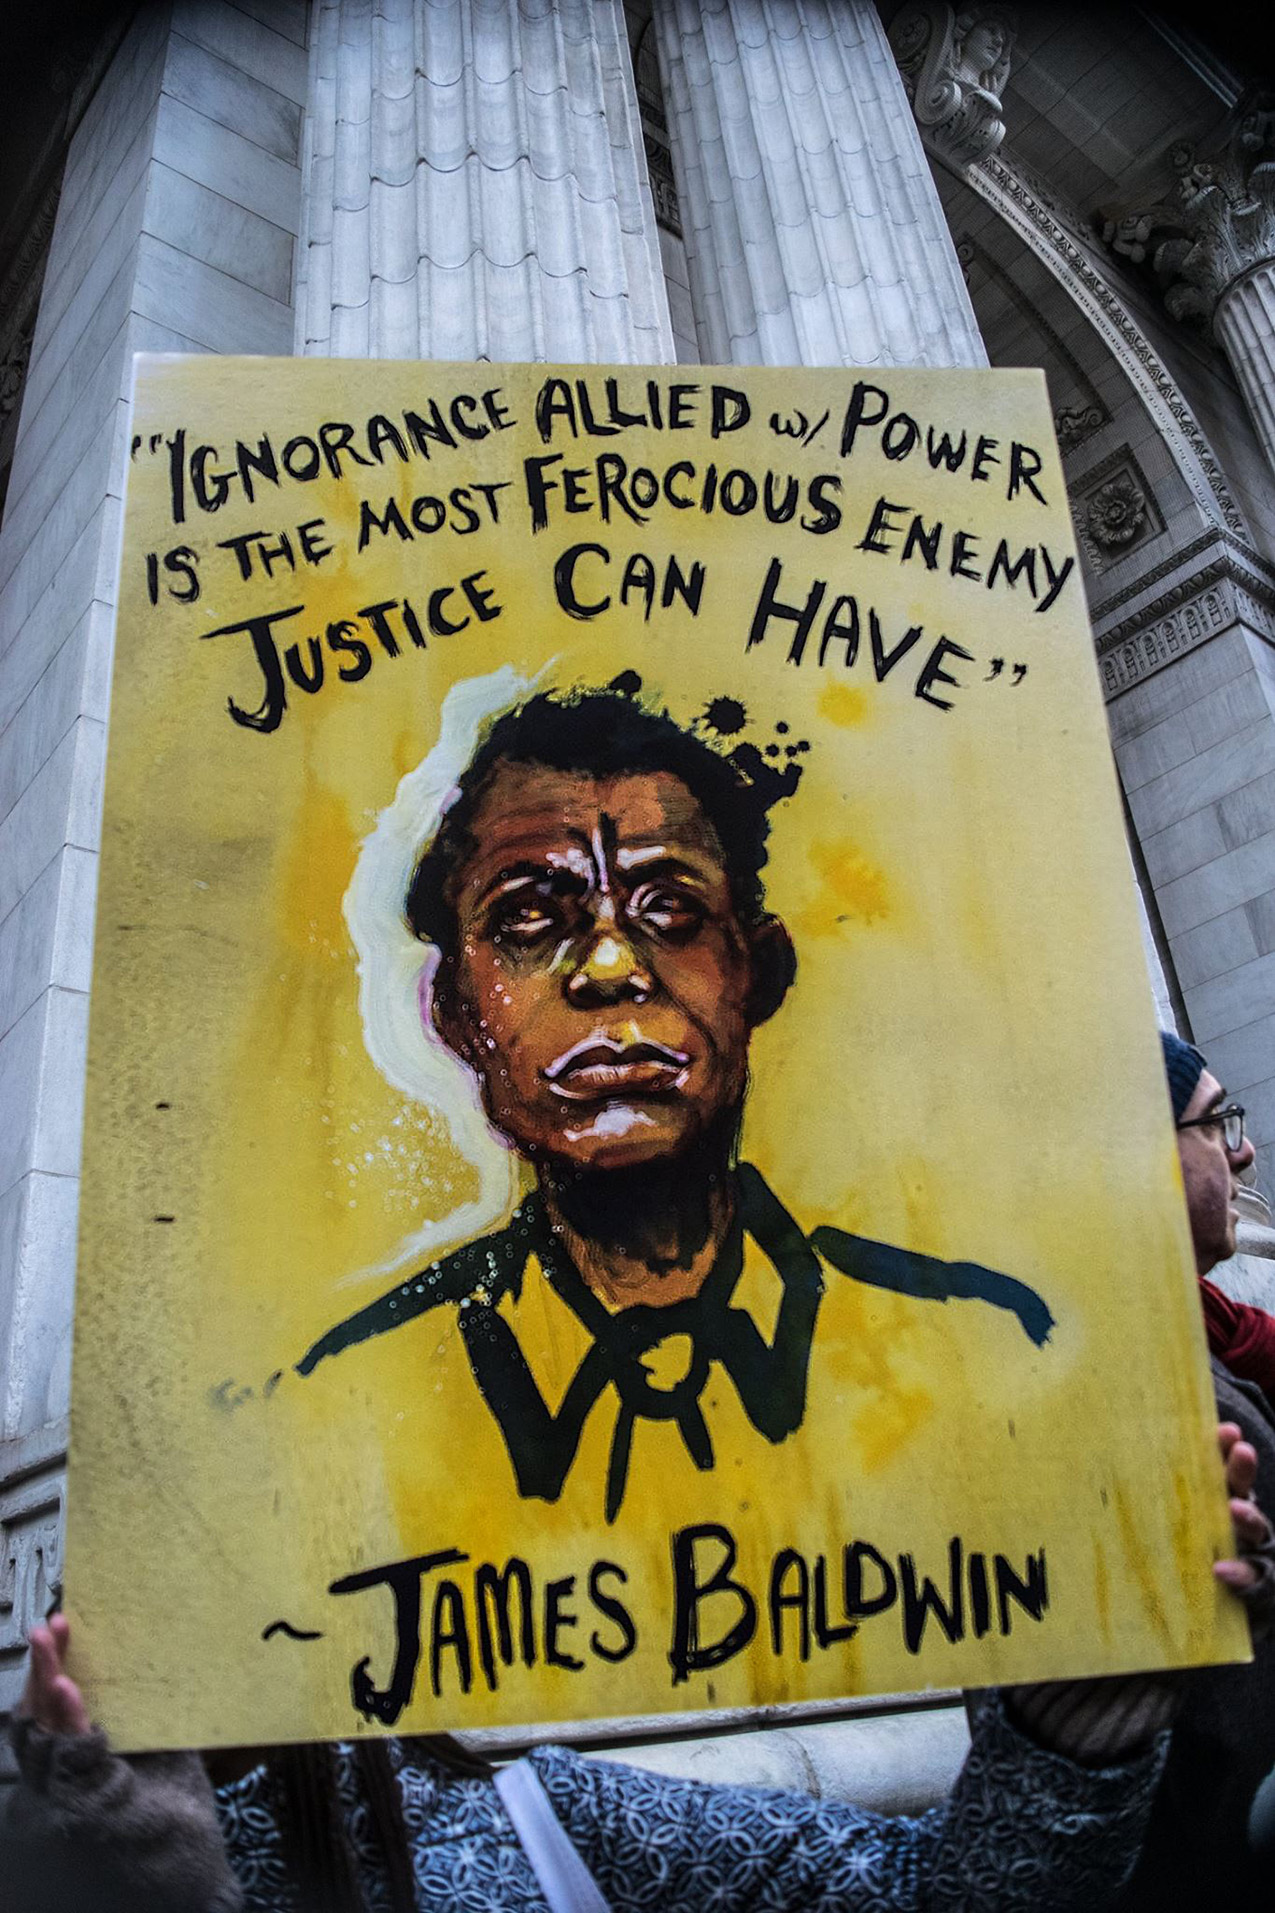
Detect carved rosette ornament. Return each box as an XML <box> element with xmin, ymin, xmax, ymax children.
<box><xmin>890</xmin><ymin>3</ymin><xmax>1018</xmax><ymax>170</ymax></box>
<box><xmin>1087</xmin><ymin>472</ymin><xmax>1147</xmax><ymax>551</ymax></box>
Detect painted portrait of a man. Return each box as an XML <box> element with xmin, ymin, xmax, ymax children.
<box><xmin>299</xmin><ymin>683</ymin><xmax>1052</xmax><ymax>1520</ymax></box>
<box><xmin>70</xmin><ymin>356</ymin><xmax>1245</xmax><ymax>1751</ymax></box>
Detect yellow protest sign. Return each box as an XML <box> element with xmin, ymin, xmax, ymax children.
<box><xmin>67</xmin><ymin>356</ymin><xmax>1242</xmax><ymax>1752</ymax></box>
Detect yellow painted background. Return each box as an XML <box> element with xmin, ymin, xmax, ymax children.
<box><xmin>66</xmin><ymin>357</ymin><xmax>1245</xmax><ymax>1751</ymax></box>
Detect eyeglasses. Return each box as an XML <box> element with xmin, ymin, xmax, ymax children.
<box><xmin>1177</xmin><ymin>1103</ymin><xmax>1246</xmax><ymax>1152</ymax></box>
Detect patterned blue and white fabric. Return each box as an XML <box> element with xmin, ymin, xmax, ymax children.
<box><xmin>214</xmin><ymin>1695</ymin><xmax>1163</xmax><ymax>1913</ymax></box>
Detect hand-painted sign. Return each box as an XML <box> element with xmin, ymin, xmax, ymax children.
<box><xmin>67</xmin><ymin>357</ymin><xmax>1243</xmax><ymax>1751</ymax></box>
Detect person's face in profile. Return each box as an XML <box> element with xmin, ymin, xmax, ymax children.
<box><xmin>430</xmin><ymin>760</ymin><xmax>790</xmax><ymax>1173</ymax></box>
<box><xmin>1177</xmin><ymin>1067</ymin><xmax>1255</xmax><ymax>1274</ymax></box>
<box><xmin>960</xmin><ymin>19</ymin><xmax>1006</xmax><ymax>77</ymax></box>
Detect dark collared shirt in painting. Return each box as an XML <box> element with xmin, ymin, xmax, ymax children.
<box><xmin>299</xmin><ymin>1165</ymin><xmax>1052</xmax><ymax>1522</ymax></box>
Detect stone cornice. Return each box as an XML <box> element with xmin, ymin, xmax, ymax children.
<box><xmin>1093</xmin><ymin>534</ymin><xmax>1275</xmax><ymax>698</ymax></box>
<box><xmin>0</xmin><ymin>1419</ymin><xmax>68</xmax><ymax>1494</ymax></box>
<box><xmin>1092</xmin><ymin>528</ymin><xmax>1275</xmax><ymax>631</ymax></box>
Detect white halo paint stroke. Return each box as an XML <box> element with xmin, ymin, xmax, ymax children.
<box><xmin>338</xmin><ymin>662</ymin><xmax>546</xmax><ymax>1289</ymax></box>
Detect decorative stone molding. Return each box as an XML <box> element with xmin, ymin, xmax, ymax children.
<box><xmin>1092</xmin><ymin>528</ymin><xmax>1275</xmax><ymax>628</ymax></box>
<box><xmin>1092</xmin><ymin>531</ymin><xmax>1275</xmax><ymax>698</ymax></box>
<box><xmin>1054</xmin><ymin>403</ymin><xmax>1105</xmax><ymax>450</ymax></box>
<box><xmin>890</xmin><ymin>2</ymin><xmax>1017</xmax><ymax>170</ymax></box>
<box><xmin>0</xmin><ymin>325</ymin><xmax>34</xmax><ymax>432</ymax></box>
<box><xmin>956</xmin><ymin>227</ymin><xmax>1109</xmax><ymax>452</ymax></box>
<box><xmin>0</xmin><ymin>1427</ymin><xmax>67</xmax><ymax>1719</ymax></box>
<box><xmin>1100</xmin><ymin>91</ymin><xmax>1275</xmax><ymax>330</ymax></box>
<box><xmin>0</xmin><ymin>174</ymin><xmax>61</xmax><ymax>367</ymax></box>
<box><xmin>1097</xmin><ymin>581</ymin><xmax>1230</xmax><ymax>698</ymax></box>
<box><xmin>0</xmin><ymin>171</ymin><xmax>60</xmax><ymax>521</ymax></box>
<box><xmin>630</xmin><ymin>15</ymin><xmax>681</xmax><ymax>237</ymax></box>
<box><xmin>967</xmin><ymin>151</ymin><xmax>1248</xmax><ymax>537</ymax></box>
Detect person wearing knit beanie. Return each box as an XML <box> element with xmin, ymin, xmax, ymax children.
<box><xmin>1163</xmin><ymin>1028</ymin><xmax>1256</xmax><ymax>1282</ymax></box>
<box><xmin>1160</xmin><ymin>1029</ymin><xmax>1207</xmax><ymax>1127</ymax></box>
<box><xmin>1160</xmin><ymin>1026</ymin><xmax>1274</xmax><ymax>1394</ymax></box>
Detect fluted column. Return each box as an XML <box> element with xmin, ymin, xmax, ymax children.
<box><xmin>651</xmin><ymin>0</ymin><xmax>985</xmax><ymax>368</ymax></box>
<box><xmin>298</xmin><ymin>0</ymin><xmax>674</xmax><ymax>362</ymax></box>
<box><xmin>1214</xmin><ymin>268</ymin><xmax>1275</xmax><ymax>477</ymax></box>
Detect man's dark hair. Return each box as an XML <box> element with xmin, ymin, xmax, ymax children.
<box><xmin>406</xmin><ymin>690</ymin><xmax>776</xmax><ymax>954</ymax></box>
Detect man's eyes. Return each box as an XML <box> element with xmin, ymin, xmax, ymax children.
<box><xmin>484</xmin><ymin>886</ymin><xmax>706</xmax><ymax>945</ymax></box>
<box><xmin>489</xmin><ymin>898</ymin><xmax>561</xmax><ymax>943</ymax></box>
<box><xmin>628</xmin><ymin>887</ymin><xmax>705</xmax><ymax>937</ymax></box>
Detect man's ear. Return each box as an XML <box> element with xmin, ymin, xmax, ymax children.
<box><xmin>745</xmin><ymin>915</ymin><xmax>796</xmax><ymax>1027</ymax></box>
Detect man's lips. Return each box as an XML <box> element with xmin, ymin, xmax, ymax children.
<box><xmin>544</xmin><ymin>1038</ymin><xmax>691</xmax><ymax>1099</ymax></box>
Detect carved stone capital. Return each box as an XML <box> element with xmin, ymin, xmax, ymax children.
<box><xmin>1100</xmin><ymin>89</ymin><xmax>1275</xmax><ymax>327</ymax></box>
<box><xmin>890</xmin><ymin>3</ymin><xmax>1018</xmax><ymax>170</ymax></box>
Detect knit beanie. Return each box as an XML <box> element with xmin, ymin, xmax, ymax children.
<box><xmin>1161</xmin><ymin>1029</ymin><xmax>1207</xmax><ymax>1123</ymax></box>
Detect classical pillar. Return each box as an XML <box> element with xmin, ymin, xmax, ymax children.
<box><xmin>651</xmin><ymin>0</ymin><xmax>986</xmax><ymax>369</ymax></box>
<box><xmin>298</xmin><ymin>0</ymin><xmax>674</xmax><ymax>362</ymax></box>
<box><xmin>1214</xmin><ymin>268</ymin><xmax>1275</xmax><ymax>477</ymax></box>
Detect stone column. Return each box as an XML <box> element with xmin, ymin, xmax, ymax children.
<box><xmin>298</xmin><ymin>0</ymin><xmax>674</xmax><ymax>362</ymax></box>
<box><xmin>1214</xmin><ymin>267</ymin><xmax>1275</xmax><ymax>478</ymax></box>
<box><xmin>651</xmin><ymin>0</ymin><xmax>986</xmax><ymax>368</ymax></box>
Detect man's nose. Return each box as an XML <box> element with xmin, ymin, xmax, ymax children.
<box><xmin>1230</xmin><ymin>1133</ymin><xmax>1257</xmax><ymax>1174</ymax></box>
<box><xmin>565</xmin><ymin>924</ymin><xmax>654</xmax><ymax>1005</ymax></box>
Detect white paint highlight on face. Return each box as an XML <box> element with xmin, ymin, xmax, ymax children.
<box><xmin>339</xmin><ymin>664</ymin><xmax>546</xmax><ymax>1289</ymax></box>
<box><xmin>565</xmin><ymin>1106</ymin><xmax>658</xmax><ymax>1144</ymax></box>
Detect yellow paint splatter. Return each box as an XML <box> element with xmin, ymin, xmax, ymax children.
<box><xmin>819</xmin><ymin>684</ymin><xmax>870</xmax><ymax>728</ymax></box>
<box><xmin>797</xmin><ymin>839</ymin><xmax>890</xmax><ymax>936</ymax></box>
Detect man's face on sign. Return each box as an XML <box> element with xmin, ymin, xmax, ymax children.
<box><xmin>428</xmin><ymin>760</ymin><xmax>793</xmax><ymax>1173</ymax></box>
